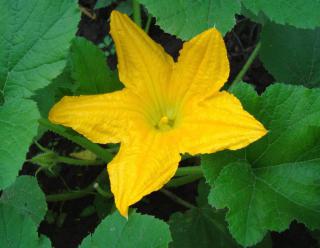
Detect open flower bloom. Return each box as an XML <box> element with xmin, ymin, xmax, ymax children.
<box><xmin>49</xmin><ymin>11</ymin><xmax>267</xmax><ymax>217</ymax></box>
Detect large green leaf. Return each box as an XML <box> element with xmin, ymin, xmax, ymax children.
<box><xmin>138</xmin><ymin>0</ymin><xmax>240</xmax><ymax>39</ymax></box>
<box><xmin>0</xmin><ymin>99</ymin><xmax>39</xmax><ymax>189</ymax></box>
<box><xmin>260</xmin><ymin>23</ymin><xmax>320</xmax><ymax>87</ymax></box>
<box><xmin>70</xmin><ymin>37</ymin><xmax>123</xmax><ymax>95</ymax></box>
<box><xmin>242</xmin><ymin>0</ymin><xmax>320</xmax><ymax>29</ymax></box>
<box><xmin>170</xmin><ymin>181</ymin><xmax>238</xmax><ymax>248</ymax></box>
<box><xmin>0</xmin><ymin>176</ymin><xmax>47</xmax><ymax>225</ymax></box>
<box><xmin>202</xmin><ymin>83</ymin><xmax>320</xmax><ymax>246</ymax></box>
<box><xmin>169</xmin><ymin>207</ymin><xmax>239</xmax><ymax>248</ymax></box>
<box><xmin>80</xmin><ymin>211</ymin><xmax>172</xmax><ymax>248</ymax></box>
<box><xmin>33</xmin><ymin>63</ymin><xmax>75</xmax><ymax>118</ymax></box>
<box><xmin>0</xmin><ymin>204</ymin><xmax>51</xmax><ymax>248</ymax></box>
<box><xmin>0</xmin><ymin>0</ymin><xmax>80</xmax><ymax>101</ymax></box>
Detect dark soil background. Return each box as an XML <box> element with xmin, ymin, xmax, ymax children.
<box><xmin>20</xmin><ymin>0</ymin><xmax>319</xmax><ymax>247</ymax></box>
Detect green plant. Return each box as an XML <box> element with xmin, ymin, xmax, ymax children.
<box><xmin>0</xmin><ymin>0</ymin><xmax>319</xmax><ymax>247</ymax></box>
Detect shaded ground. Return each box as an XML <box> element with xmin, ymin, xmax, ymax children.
<box><xmin>20</xmin><ymin>1</ymin><xmax>317</xmax><ymax>247</ymax></box>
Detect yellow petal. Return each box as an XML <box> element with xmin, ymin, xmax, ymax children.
<box><xmin>49</xmin><ymin>89</ymin><xmax>146</xmax><ymax>144</ymax></box>
<box><xmin>108</xmin><ymin>132</ymin><xmax>181</xmax><ymax>217</ymax></box>
<box><xmin>178</xmin><ymin>91</ymin><xmax>267</xmax><ymax>155</ymax></box>
<box><xmin>169</xmin><ymin>28</ymin><xmax>229</xmax><ymax>104</ymax></box>
<box><xmin>110</xmin><ymin>10</ymin><xmax>173</xmax><ymax>105</ymax></box>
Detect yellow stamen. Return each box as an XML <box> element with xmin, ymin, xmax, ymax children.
<box><xmin>159</xmin><ymin>116</ymin><xmax>169</xmax><ymax>126</ymax></box>
<box><xmin>156</xmin><ymin>116</ymin><xmax>173</xmax><ymax>131</ymax></box>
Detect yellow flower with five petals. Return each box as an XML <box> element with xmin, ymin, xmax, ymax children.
<box><xmin>49</xmin><ymin>11</ymin><xmax>267</xmax><ymax>217</ymax></box>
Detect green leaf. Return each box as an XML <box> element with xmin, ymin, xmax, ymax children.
<box><xmin>240</xmin><ymin>4</ymin><xmax>268</xmax><ymax>25</ymax></box>
<box><xmin>169</xmin><ymin>180</ymin><xmax>240</xmax><ymax>248</ymax></box>
<box><xmin>195</xmin><ymin>179</ymin><xmax>211</xmax><ymax>208</ymax></box>
<box><xmin>242</xmin><ymin>0</ymin><xmax>320</xmax><ymax>29</ymax></box>
<box><xmin>80</xmin><ymin>211</ymin><xmax>172</xmax><ymax>248</ymax></box>
<box><xmin>169</xmin><ymin>207</ymin><xmax>239</xmax><ymax>248</ymax></box>
<box><xmin>138</xmin><ymin>0</ymin><xmax>240</xmax><ymax>39</ymax></box>
<box><xmin>33</xmin><ymin>63</ymin><xmax>75</xmax><ymax>118</ymax></box>
<box><xmin>202</xmin><ymin>83</ymin><xmax>320</xmax><ymax>246</ymax></box>
<box><xmin>0</xmin><ymin>0</ymin><xmax>80</xmax><ymax>100</ymax></box>
<box><xmin>0</xmin><ymin>176</ymin><xmax>47</xmax><ymax>225</ymax></box>
<box><xmin>0</xmin><ymin>204</ymin><xmax>51</xmax><ymax>248</ymax></box>
<box><xmin>70</xmin><ymin>37</ymin><xmax>123</xmax><ymax>95</ymax></box>
<box><xmin>95</xmin><ymin>0</ymin><xmax>118</xmax><ymax>9</ymax></box>
<box><xmin>260</xmin><ymin>23</ymin><xmax>320</xmax><ymax>87</ymax></box>
<box><xmin>0</xmin><ymin>99</ymin><xmax>39</xmax><ymax>189</ymax></box>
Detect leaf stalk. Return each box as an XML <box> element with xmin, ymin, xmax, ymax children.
<box><xmin>231</xmin><ymin>41</ymin><xmax>261</xmax><ymax>86</ymax></box>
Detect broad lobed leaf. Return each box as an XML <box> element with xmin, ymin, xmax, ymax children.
<box><xmin>0</xmin><ymin>0</ymin><xmax>80</xmax><ymax>188</ymax></box>
<box><xmin>169</xmin><ymin>181</ymin><xmax>239</xmax><ymax>248</ymax></box>
<box><xmin>260</xmin><ymin>23</ymin><xmax>320</xmax><ymax>87</ymax></box>
<box><xmin>202</xmin><ymin>83</ymin><xmax>320</xmax><ymax>246</ymax></box>
<box><xmin>0</xmin><ymin>176</ymin><xmax>50</xmax><ymax>247</ymax></box>
<box><xmin>80</xmin><ymin>210</ymin><xmax>172</xmax><ymax>248</ymax></box>
<box><xmin>0</xmin><ymin>0</ymin><xmax>80</xmax><ymax>100</ymax></box>
<box><xmin>0</xmin><ymin>176</ymin><xmax>47</xmax><ymax>225</ymax></box>
<box><xmin>138</xmin><ymin>0</ymin><xmax>240</xmax><ymax>39</ymax></box>
<box><xmin>0</xmin><ymin>205</ymin><xmax>51</xmax><ymax>248</ymax></box>
<box><xmin>242</xmin><ymin>0</ymin><xmax>320</xmax><ymax>29</ymax></box>
<box><xmin>169</xmin><ymin>207</ymin><xmax>239</xmax><ymax>248</ymax></box>
<box><xmin>0</xmin><ymin>99</ymin><xmax>39</xmax><ymax>189</ymax></box>
<box><xmin>70</xmin><ymin>37</ymin><xmax>123</xmax><ymax>95</ymax></box>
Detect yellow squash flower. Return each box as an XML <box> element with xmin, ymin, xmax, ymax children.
<box><xmin>49</xmin><ymin>11</ymin><xmax>267</xmax><ymax>217</ymax></box>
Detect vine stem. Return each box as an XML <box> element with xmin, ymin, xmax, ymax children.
<box><xmin>46</xmin><ymin>188</ymin><xmax>95</xmax><ymax>202</ymax></box>
<box><xmin>93</xmin><ymin>182</ymin><xmax>112</xmax><ymax>198</ymax></box>
<box><xmin>166</xmin><ymin>174</ymin><xmax>203</xmax><ymax>188</ymax></box>
<box><xmin>56</xmin><ymin>156</ymin><xmax>103</xmax><ymax>166</ymax></box>
<box><xmin>160</xmin><ymin>189</ymin><xmax>196</xmax><ymax>209</ymax></box>
<box><xmin>231</xmin><ymin>41</ymin><xmax>261</xmax><ymax>86</ymax></box>
<box><xmin>175</xmin><ymin>166</ymin><xmax>203</xmax><ymax>177</ymax></box>
<box><xmin>38</xmin><ymin>118</ymin><xmax>113</xmax><ymax>162</ymax></box>
<box><xmin>46</xmin><ymin>171</ymin><xmax>203</xmax><ymax>202</ymax></box>
<box><xmin>144</xmin><ymin>14</ymin><xmax>152</xmax><ymax>33</ymax></box>
<box><xmin>132</xmin><ymin>0</ymin><xmax>142</xmax><ymax>27</ymax></box>
<box><xmin>46</xmin><ymin>170</ymin><xmax>109</xmax><ymax>202</ymax></box>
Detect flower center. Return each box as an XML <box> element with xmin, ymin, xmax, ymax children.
<box><xmin>156</xmin><ymin>115</ymin><xmax>174</xmax><ymax>131</ymax></box>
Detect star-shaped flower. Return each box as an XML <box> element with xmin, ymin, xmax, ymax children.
<box><xmin>49</xmin><ymin>11</ymin><xmax>267</xmax><ymax>217</ymax></box>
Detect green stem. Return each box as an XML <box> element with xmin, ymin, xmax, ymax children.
<box><xmin>46</xmin><ymin>188</ymin><xmax>94</xmax><ymax>202</ymax></box>
<box><xmin>132</xmin><ymin>0</ymin><xmax>142</xmax><ymax>27</ymax></box>
<box><xmin>46</xmin><ymin>170</ymin><xmax>109</xmax><ymax>202</ymax></box>
<box><xmin>144</xmin><ymin>14</ymin><xmax>152</xmax><ymax>33</ymax></box>
<box><xmin>93</xmin><ymin>182</ymin><xmax>112</xmax><ymax>198</ymax></box>
<box><xmin>166</xmin><ymin>174</ymin><xmax>203</xmax><ymax>188</ymax></box>
<box><xmin>160</xmin><ymin>189</ymin><xmax>195</xmax><ymax>209</ymax></box>
<box><xmin>38</xmin><ymin>118</ymin><xmax>113</xmax><ymax>162</ymax></box>
<box><xmin>56</xmin><ymin>156</ymin><xmax>103</xmax><ymax>166</ymax></box>
<box><xmin>175</xmin><ymin>166</ymin><xmax>203</xmax><ymax>177</ymax></box>
<box><xmin>231</xmin><ymin>41</ymin><xmax>261</xmax><ymax>86</ymax></box>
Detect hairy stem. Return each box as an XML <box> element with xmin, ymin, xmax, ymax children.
<box><xmin>231</xmin><ymin>41</ymin><xmax>261</xmax><ymax>86</ymax></box>
<box><xmin>93</xmin><ymin>182</ymin><xmax>112</xmax><ymax>198</ymax></box>
<box><xmin>132</xmin><ymin>0</ymin><xmax>142</xmax><ymax>27</ymax></box>
<box><xmin>160</xmin><ymin>189</ymin><xmax>196</xmax><ymax>209</ymax></box>
<box><xmin>56</xmin><ymin>156</ymin><xmax>103</xmax><ymax>166</ymax></box>
<box><xmin>38</xmin><ymin>118</ymin><xmax>113</xmax><ymax>162</ymax></box>
<box><xmin>46</xmin><ymin>170</ymin><xmax>109</xmax><ymax>202</ymax></box>
<box><xmin>46</xmin><ymin>188</ymin><xmax>95</xmax><ymax>202</ymax></box>
<box><xmin>144</xmin><ymin>14</ymin><xmax>152</xmax><ymax>33</ymax></box>
<box><xmin>166</xmin><ymin>174</ymin><xmax>203</xmax><ymax>188</ymax></box>
<box><xmin>175</xmin><ymin>166</ymin><xmax>203</xmax><ymax>177</ymax></box>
